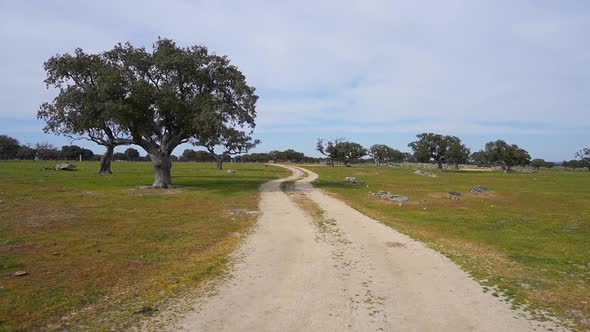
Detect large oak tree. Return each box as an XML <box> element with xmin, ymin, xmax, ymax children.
<box><xmin>40</xmin><ymin>39</ymin><xmax>258</xmax><ymax>187</ymax></box>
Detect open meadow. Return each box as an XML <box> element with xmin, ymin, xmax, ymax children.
<box><xmin>309</xmin><ymin>164</ymin><xmax>590</xmax><ymax>330</ymax></box>
<box><xmin>0</xmin><ymin>161</ymin><xmax>288</xmax><ymax>331</ymax></box>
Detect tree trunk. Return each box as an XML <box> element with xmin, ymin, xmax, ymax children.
<box><xmin>216</xmin><ymin>156</ymin><xmax>223</xmax><ymax>170</ymax></box>
<box><xmin>452</xmin><ymin>162</ymin><xmax>459</xmax><ymax>170</ymax></box>
<box><xmin>99</xmin><ymin>145</ymin><xmax>114</xmax><ymax>174</ymax></box>
<box><xmin>330</xmin><ymin>158</ymin><xmax>334</xmax><ymax>167</ymax></box>
<box><xmin>436</xmin><ymin>160</ymin><xmax>444</xmax><ymax>171</ymax></box>
<box><xmin>375</xmin><ymin>159</ymin><xmax>380</xmax><ymax>166</ymax></box>
<box><xmin>149</xmin><ymin>151</ymin><xmax>172</xmax><ymax>188</ymax></box>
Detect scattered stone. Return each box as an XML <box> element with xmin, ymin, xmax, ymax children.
<box><xmin>40</xmin><ymin>166</ymin><xmax>53</xmax><ymax>171</ymax></box>
<box><xmin>344</xmin><ymin>177</ymin><xmax>363</xmax><ymax>185</ymax></box>
<box><xmin>228</xmin><ymin>209</ymin><xmax>259</xmax><ymax>215</ymax></box>
<box><xmin>226</xmin><ymin>169</ymin><xmax>236</xmax><ymax>174</ymax></box>
<box><xmin>133</xmin><ymin>306</ymin><xmax>158</xmax><ymax>316</ymax></box>
<box><xmin>385</xmin><ymin>241</ymin><xmax>406</xmax><ymax>248</ymax></box>
<box><xmin>497</xmin><ymin>218</ymin><xmax>532</xmax><ymax>224</ymax></box>
<box><xmin>447</xmin><ymin>192</ymin><xmax>461</xmax><ymax>200</ymax></box>
<box><xmin>52</xmin><ymin>251</ymin><xmax>59</xmax><ymax>256</ymax></box>
<box><xmin>55</xmin><ymin>163</ymin><xmax>77</xmax><ymax>171</ymax></box>
<box><xmin>370</xmin><ymin>191</ymin><xmax>409</xmax><ymax>203</ymax></box>
<box><xmin>561</xmin><ymin>224</ymin><xmax>581</xmax><ymax>232</ymax></box>
<box><xmin>470</xmin><ymin>185</ymin><xmax>488</xmax><ymax>193</ymax></box>
<box><xmin>414</xmin><ymin>170</ymin><xmax>437</xmax><ymax>177</ymax></box>
<box><xmin>13</xmin><ymin>271</ymin><xmax>28</xmax><ymax>277</ymax></box>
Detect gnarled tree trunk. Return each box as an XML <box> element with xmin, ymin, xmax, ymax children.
<box><xmin>99</xmin><ymin>145</ymin><xmax>115</xmax><ymax>174</ymax></box>
<box><xmin>149</xmin><ymin>151</ymin><xmax>173</xmax><ymax>188</ymax></box>
<box><xmin>216</xmin><ymin>156</ymin><xmax>224</xmax><ymax>170</ymax></box>
<box><xmin>436</xmin><ymin>160</ymin><xmax>444</xmax><ymax>171</ymax></box>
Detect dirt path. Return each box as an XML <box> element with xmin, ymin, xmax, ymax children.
<box><xmin>172</xmin><ymin>165</ymin><xmax>564</xmax><ymax>331</ymax></box>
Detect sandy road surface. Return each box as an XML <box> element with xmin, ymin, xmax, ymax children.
<box><xmin>172</xmin><ymin>165</ymin><xmax>564</xmax><ymax>331</ymax></box>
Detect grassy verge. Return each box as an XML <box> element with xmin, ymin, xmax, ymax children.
<box><xmin>0</xmin><ymin>161</ymin><xmax>288</xmax><ymax>331</ymax></box>
<box><xmin>308</xmin><ymin>164</ymin><xmax>590</xmax><ymax>330</ymax></box>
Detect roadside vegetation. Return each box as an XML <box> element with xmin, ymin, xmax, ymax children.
<box><xmin>0</xmin><ymin>161</ymin><xmax>288</xmax><ymax>331</ymax></box>
<box><xmin>309</xmin><ymin>164</ymin><xmax>590</xmax><ymax>330</ymax></box>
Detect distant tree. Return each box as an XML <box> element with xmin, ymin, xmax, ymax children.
<box><xmin>368</xmin><ymin>144</ymin><xmax>403</xmax><ymax>166</ymax></box>
<box><xmin>34</xmin><ymin>142</ymin><xmax>60</xmax><ymax>160</ymax></box>
<box><xmin>530</xmin><ymin>159</ymin><xmax>547</xmax><ymax>169</ymax></box>
<box><xmin>181</xmin><ymin>149</ymin><xmax>212</xmax><ymax>162</ymax></box>
<box><xmin>316</xmin><ymin>138</ymin><xmax>343</xmax><ymax>167</ymax></box>
<box><xmin>334</xmin><ymin>141</ymin><xmax>366</xmax><ymax>166</ymax></box>
<box><xmin>16</xmin><ymin>144</ymin><xmax>36</xmax><ymax>160</ymax></box>
<box><xmin>113</xmin><ymin>152</ymin><xmax>127</xmax><ymax>161</ymax></box>
<box><xmin>124</xmin><ymin>148</ymin><xmax>140</xmax><ymax>161</ymax></box>
<box><xmin>408</xmin><ymin>133</ymin><xmax>464</xmax><ymax>171</ymax></box>
<box><xmin>61</xmin><ymin>145</ymin><xmax>94</xmax><ymax>160</ymax></box>
<box><xmin>268</xmin><ymin>150</ymin><xmax>281</xmax><ymax>162</ymax></box>
<box><xmin>281</xmin><ymin>149</ymin><xmax>305</xmax><ymax>162</ymax></box>
<box><xmin>445</xmin><ymin>138</ymin><xmax>471</xmax><ymax>169</ymax></box>
<box><xmin>0</xmin><ymin>135</ymin><xmax>20</xmax><ymax>159</ymax></box>
<box><xmin>575</xmin><ymin>148</ymin><xmax>590</xmax><ymax>171</ymax></box>
<box><xmin>565</xmin><ymin>159</ymin><xmax>586</xmax><ymax>170</ymax></box>
<box><xmin>468</xmin><ymin>151</ymin><xmax>488</xmax><ymax>166</ymax></box>
<box><xmin>235</xmin><ymin>152</ymin><xmax>270</xmax><ymax>163</ymax></box>
<box><xmin>482</xmin><ymin>140</ymin><xmax>531</xmax><ymax>172</ymax></box>
<box><xmin>195</xmin><ymin>126</ymin><xmax>260</xmax><ymax>170</ymax></box>
<box><xmin>402</xmin><ymin>152</ymin><xmax>416</xmax><ymax>163</ymax></box>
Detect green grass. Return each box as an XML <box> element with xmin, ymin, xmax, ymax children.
<box><xmin>0</xmin><ymin>161</ymin><xmax>288</xmax><ymax>331</ymax></box>
<box><xmin>309</xmin><ymin>164</ymin><xmax>590</xmax><ymax>330</ymax></box>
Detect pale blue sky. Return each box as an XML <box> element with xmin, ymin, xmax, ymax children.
<box><xmin>1</xmin><ymin>0</ymin><xmax>589</xmax><ymax>160</ymax></box>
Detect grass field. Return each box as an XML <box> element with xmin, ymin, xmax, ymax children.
<box><xmin>0</xmin><ymin>161</ymin><xmax>288</xmax><ymax>331</ymax></box>
<box><xmin>309</xmin><ymin>164</ymin><xmax>590</xmax><ymax>330</ymax></box>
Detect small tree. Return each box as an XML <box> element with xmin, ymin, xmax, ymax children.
<box><xmin>530</xmin><ymin>159</ymin><xmax>547</xmax><ymax>169</ymax></box>
<box><xmin>124</xmin><ymin>148</ymin><xmax>140</xmax><ymax>161</ymax></box>
<box><xmin>334</xmin><ymin>141</ymin><xmax>366</xmax><ymax>166</ymax></box>
<box><xmin>446</xmin><ymin>138</ymin><xmax>470</xmax><ymax>169</ymax></box>
<box><xmin>468</xmin><ymin>151</ymin><xmax>488</xmax><ymax>166</ymax></box>
<box><xmin>61</xmin><ymin>145</ymin><xmax>94</xmax><ymax>160</ymax></box>
<box><xmin>408</xmin><ymin>133</ymin><xmax>463</xmax><ymax>171</ymax></box>
<box><xmin>17</xmin><ymin>144</ymin><xmax>36</xmax><ymax>160</ymax></box>
<box><xmin>195</xmin><ymin>127</ymin><xmax>260</xmax><ymax>170</ymax></box>
<box><xmin>316</xmin><ymin>138</ymin><xmax>343</xmax><ymax>167</ymax></box>
<box><xmin>575</xmin><ymin>148</ymin><xmax>590</xmax><ymax>171</ymax></box>
<box><xmin>34</xmin><ymin>142</ymin><xmax>60</xmax><ymax>160</ymax></box>
<box><xmin>368</xmin><ymin>144</ymin><xmax>403</xmax><ymax>166</ymax></box>
<box><xmin>483</xmin><ymin>140</ymin><xmax>531</xmax><ymax>172</ymax></box>
<box><xmin>0</xmin><ymin>135</ymin><xmax>20</xmax><ymax>160</ymax></box>
<box><xmin>281</xmin><ymin>149</ymin><xmax>305</xmax><ymax>162</ymax></box>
